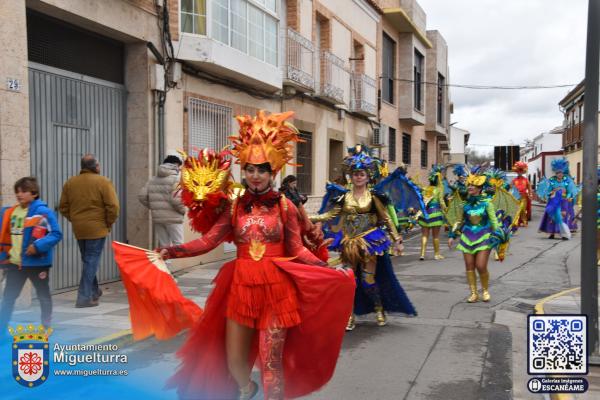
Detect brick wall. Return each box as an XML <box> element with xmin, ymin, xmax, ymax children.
<box><xmin>287</xmin><ymin>0</ymin><xmax>299</xmax><ymax>31</ymax></box>
<box><xmin>168</xmin><ymin>0</ymin><xmax>179</xmax><ymax>41</ymax></box>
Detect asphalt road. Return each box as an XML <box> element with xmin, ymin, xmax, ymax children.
<box><xmin>121</xmin><ymin>207</ymin><xmax>580</xmax><ymax>400</ymax></box>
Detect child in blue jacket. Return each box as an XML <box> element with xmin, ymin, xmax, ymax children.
<box><xmin>0</xmin><ymin>177</ymin><xmax>62</xmax><ymax>333</ymax></box>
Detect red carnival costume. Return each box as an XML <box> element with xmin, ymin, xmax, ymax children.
<box><xmin>115</xmin><ymin>111</ymin><xmax>355</xmax><ymax>400</ymax></box>
<box><xmin>511</xmin><ymin>161</ymin><xmax>532</xmax><ymax>226</ymax></box>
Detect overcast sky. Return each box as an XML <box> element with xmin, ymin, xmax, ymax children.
<box><xmin>418</xmin><ymin>0</ymin><xmax>588</xmax><ymax>153</ymax></box>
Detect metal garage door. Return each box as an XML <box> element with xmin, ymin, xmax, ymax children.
<box><xmin>29</xmin><ymin>62</ymin><xmax>126</xmax><ymax>291</ymax></box>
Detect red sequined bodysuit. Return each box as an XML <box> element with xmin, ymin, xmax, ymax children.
<box><xmin>165</xmin><ymin>190</ymin><xmax>355</xmax><ymax>400</ymax></box>
<box><xmin>512</xmin><ymin>175</ymin><xmax>532</xmax><ymax>226</ymax></box>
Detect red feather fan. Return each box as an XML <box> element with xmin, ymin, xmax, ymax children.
<box><xmin>112</xmin><ymin>241</ymin><xmax>202</xmax><ymax>341</ymax></box>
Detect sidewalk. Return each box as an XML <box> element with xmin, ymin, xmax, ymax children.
<box><xmin>5</xmin><ymin>259</ymin><xmax>225</xmax><ymax>346</ymax></box>
<box><xmin>6</xmin><ymin>225</ymin><xmax>422</xmax><ymax>346</ymax></box>
<box><xmin>536</xmin><ymin>286</ymin><xmax>600</xmax><ymax>399</ymax></box>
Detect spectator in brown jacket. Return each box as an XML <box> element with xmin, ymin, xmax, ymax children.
<box><xmin>59</xmin><ymin>154</ymin><xmax>119</xmax><ymax>307</ymax></box>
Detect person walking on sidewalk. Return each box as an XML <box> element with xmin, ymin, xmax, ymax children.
<box><xmin>59</xmin><ymin>154</ymin><xmax>120</xmax><ymax>308</ymax></box>
<box><xmin>138</xmin><ymin>154</ymin><xmax>186</xmax><ymax>247</ymax></box>
<box><xmin>0</xmin><ymin>177</ymin><xmax>62</xmax><ymax>333</ymax></box>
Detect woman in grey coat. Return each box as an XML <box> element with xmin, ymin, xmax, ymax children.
<box><xmin>138</xmin><ymin>155</ymin><xmax>186</xmax><ymax>247</ymax></box>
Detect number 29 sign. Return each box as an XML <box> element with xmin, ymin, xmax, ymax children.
<box><xmin>7</xmin><ymin>78</ymin><xmax>22</xmax><ymax>92</ymax></box>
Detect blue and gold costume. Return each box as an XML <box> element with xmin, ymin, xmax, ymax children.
<box><xmin>537</xmin><ymin>159</ymin><xmax>578</xmax><ymax>239</ymax></box>
<box><xmin>311</xmin><ymin>145</ymin><xmax>416</xmax><ymax>330</ymax></box>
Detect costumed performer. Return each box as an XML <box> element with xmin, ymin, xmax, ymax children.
<box><xmin>447</xmin><ymin>171</ymin><xmax>518</xmax><ymax>302</ymax></box>
<box><xmin>510</xmin><ymin>161</ymin><xmax>532</xmax><ymax>227</ymax></box>
<box><xmin>449</xmin><ymin>164</ymin><xmax>468</xmax><ymax>201</ymax></box>
<box><xmin>142</xmin><ymin>111</ymin><xmax>354</xmax><ymax>400</ymax></box>
<box><xmin>537</xmin><ymin>158</ymin><xmax>578</xmax><ymax>240</ymax></box>
<box><xmin>310</xmin><ymin>145</ymin><xmax>416</xmax><ymax>331</ymax></box>
<box><xmin>418</xmin><ymin>165</ymin><xmax>447</xmax><ymax>260</ymax></box>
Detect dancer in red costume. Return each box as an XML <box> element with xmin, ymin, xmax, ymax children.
<box><xmin>157</xmin><ymin>111</ymin><xmax>355</xmax><ymax>400</ymax></box>
<box><xmin>510</xmin><ymin>161</ymin><xmax>532</xmax><ymax>227</ymax></box>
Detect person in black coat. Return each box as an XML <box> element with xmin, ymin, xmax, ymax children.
<box><xmin>279</xmin><ymin>175</ymin><xmax>307</xmax><ymax>207</ymax></box>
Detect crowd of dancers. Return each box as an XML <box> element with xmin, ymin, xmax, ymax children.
<box><xmin>111</xmin><ymin>110</ymin><xmax>586</xmax><ymax>400</ymax></box>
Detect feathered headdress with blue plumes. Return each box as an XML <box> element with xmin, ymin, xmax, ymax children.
<box><xmin>470</xmin><ymin>164</ymin><xmax>484</xmax><ymax>175</ymax></box>
<box><xmin>484</xmin><ymin>168</ymin><xmax>507</xmax><ymax>182</ymax></box>
<box><xmin>484</xmin><ymin>168</ymin><xmax>507</xmax><ymax>189</ymax></box>
<box><xmin>343</xmin><ymin>144</ymin><xmax>388</xmax><ymax>181</ymax></box>
<box><xmin>428</xmin><ymin>164</ymin><xmax>445</xmax><ymax>183</ymax></box>
<box><xmin>551</xmin><ymin>158</ymin><xmax>569</xmax><ymax>174</ymax></box>
<box><xmin>452</xmin><ymin>164</ymin><xmax>467</xmax><ymax>177</ymax></box>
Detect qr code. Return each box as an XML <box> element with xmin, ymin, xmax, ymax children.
<box><xmin>528</xmin><ymin>315</ymin><xmax>587</xmax><ymax>374</ymax></box>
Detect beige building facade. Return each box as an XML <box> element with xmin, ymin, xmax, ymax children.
<box><xmin>377</xmin><ymin>0</ymin><xmax>451</xmax><ymax>184</ymax></box>
<box><xmin>0</xmin><ymin>0</ymin><xmax>454</xmax><ymax>284</ymax></box>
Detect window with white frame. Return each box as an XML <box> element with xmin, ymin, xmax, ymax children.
<box><xmin>182</xmin><ymin>0</ymin><xmax>278</xmax><ymax>66</ymax></box>
<box><xmin>188</xmin><ymin>97</ymin><xmax>232</xmax><ymax>152</ymax></box>
<box><xmin>181</xmin><ymin>0</ymin><xmax>207</xmax><ymax>35</ymax></box>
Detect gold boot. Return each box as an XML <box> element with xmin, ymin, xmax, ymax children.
<box><xmin>346</xmin><ymin>314</ymin><xmax>356</xmax><ymax>331</ymax></box>
<box><xmin>479</xmin><ymin>270</ymin><xmax>491</xmax><ymax>302</ymax></box>
<box><xmin>374</xmin><ymin>306</ymin><xmax>387</xmax><ymax>326</ymax></box>
<box><xmin>433</xmin><ymin>238</ymin><xmax>444</xmax><ymax>260</ymax></box>
<box><xmin>419</xmin><ymin>236</ymin><xmax>428</xmax><ymax>260</ymax></box>
<box><xmin>466</xmin><ymin>271</ymin><xmax>479</xmax><ymax>303</ymax></box>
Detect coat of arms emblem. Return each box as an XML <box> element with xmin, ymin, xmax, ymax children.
<box><xmin>10</xmin><ymin>324</ymin><xmax>52</xmax><ymax>387</ymax></box>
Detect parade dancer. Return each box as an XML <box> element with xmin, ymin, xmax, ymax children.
<box><xmin>447</xmin><ymin>173</ymin><xmax>499</xmax><ymax>302</ymax></box>
<box><xmin>537</xmin><ymin>158</ymin><xmax>578</xmax><ymax>240</ymax></box>
<box><xmin>311</xmin><ymin>145</ymin><xmax>416</xmax><ymax>331</ymax></box>
<box><xmin>418</xmin><ymin>165</ymin><xmax>447</xmax><ymax>260</ymax></box>
<box><xmin>510</xmin><ymin>161</ymin><xmax>532</xmax><ymax>227</ymax></box>
<box><xmin>118</xmin><ymin>111</ymin><xmax>355</xmax><ymax>400</ymax></box>
<box><xmin>449</xmin><ymin>164</ymin><xmax>468</xmax><ymax>201</ymax></box>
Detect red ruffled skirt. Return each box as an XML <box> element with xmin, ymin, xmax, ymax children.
<box><xmin>228</xmin><ymin>257</ymin><xmax>301</xmax><ymax>329</ymax></box>
<box><xmin>167</xmin><ymin>258</ymin><xmax>355</xmax><ymax>399</ymax></box>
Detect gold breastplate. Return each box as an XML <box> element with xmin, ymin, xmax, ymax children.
<box><xmin>342</xmin><ymin>191</ymin><xmax>373</xmax><ymax>214</ymax></box>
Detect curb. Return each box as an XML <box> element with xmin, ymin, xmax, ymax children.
<box><xmin>534</xmin><ymin>287</ymin><xmax>580</xmax><ymax>315</ymax></box>
<box><xmin>83</xmin><ymin>227</ymin><xmax>422</xmax><ymax>348</ymax></box>
<box><xmin>85</xmin><ymin>329</ymin><xmax>135</xmax><ymax>347</ymax></box>
<box><xmin>534</xmin><ymin>287</ymin><xmax>581</xmax><ymax>400</ymax></box>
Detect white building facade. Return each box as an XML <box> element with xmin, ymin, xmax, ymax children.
<box><xmin>521</xmin><ymin>126</ymin><xmax>564</xmax><ymax>188</ymax></box>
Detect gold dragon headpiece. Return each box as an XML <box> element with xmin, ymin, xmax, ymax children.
<box><xmin>229</xmin><ymin>110</ymin><xmax>303</xmax><ymax>175</ymax></box>
<box><xmin>179</xmin><ymin>148</ymin><xmax>233</xmax><ymax>204</ymax></box>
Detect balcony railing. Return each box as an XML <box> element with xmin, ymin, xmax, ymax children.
<box><xmin>563</xmin><ymin>123</ymin><xmax>582</xmax><ymax>148</ymax></box>
<box><xmin>350</xmin><ymin>73</ymin><xmax>377</xmax><ymax>116</ymax></box>
<box><xmin>317</xmin><ymin>51</ymin><xmax>349</xmax><ymax>105</ymax></box>
<box><xmin>284</xmin><ymin>28</ymin><xmax>315</xmax><ymax>91</ymax></box>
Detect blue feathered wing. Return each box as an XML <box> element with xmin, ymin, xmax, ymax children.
<box><xmin>374</xmin><ymin>167</ymin><xmax>428</xmax><ymax>228</ymax></box>
<box><xmin>536</xmin><ymin>177</ymin><xmax>551</xmax><ymax>201</ymax></box>
<box><xmin>317</xmin><ymin>182</ymin><xmax>348</xmax><ymax>243</ymax></box>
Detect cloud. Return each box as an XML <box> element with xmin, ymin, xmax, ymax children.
<box><xmin>418</xmin><ymin>0</ymin><xmax>587</xmax><ymax>147</ymax></box>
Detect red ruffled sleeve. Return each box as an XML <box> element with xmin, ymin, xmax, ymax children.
<box><xmin>284</xmin><ymin>199</ymin><xmax>327</xmax><ymax>266</ymax></box>
<box><xmin>164</xmin><ymin>205</ymin><xmax>233</xmax><ymax>259</ymax></box>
